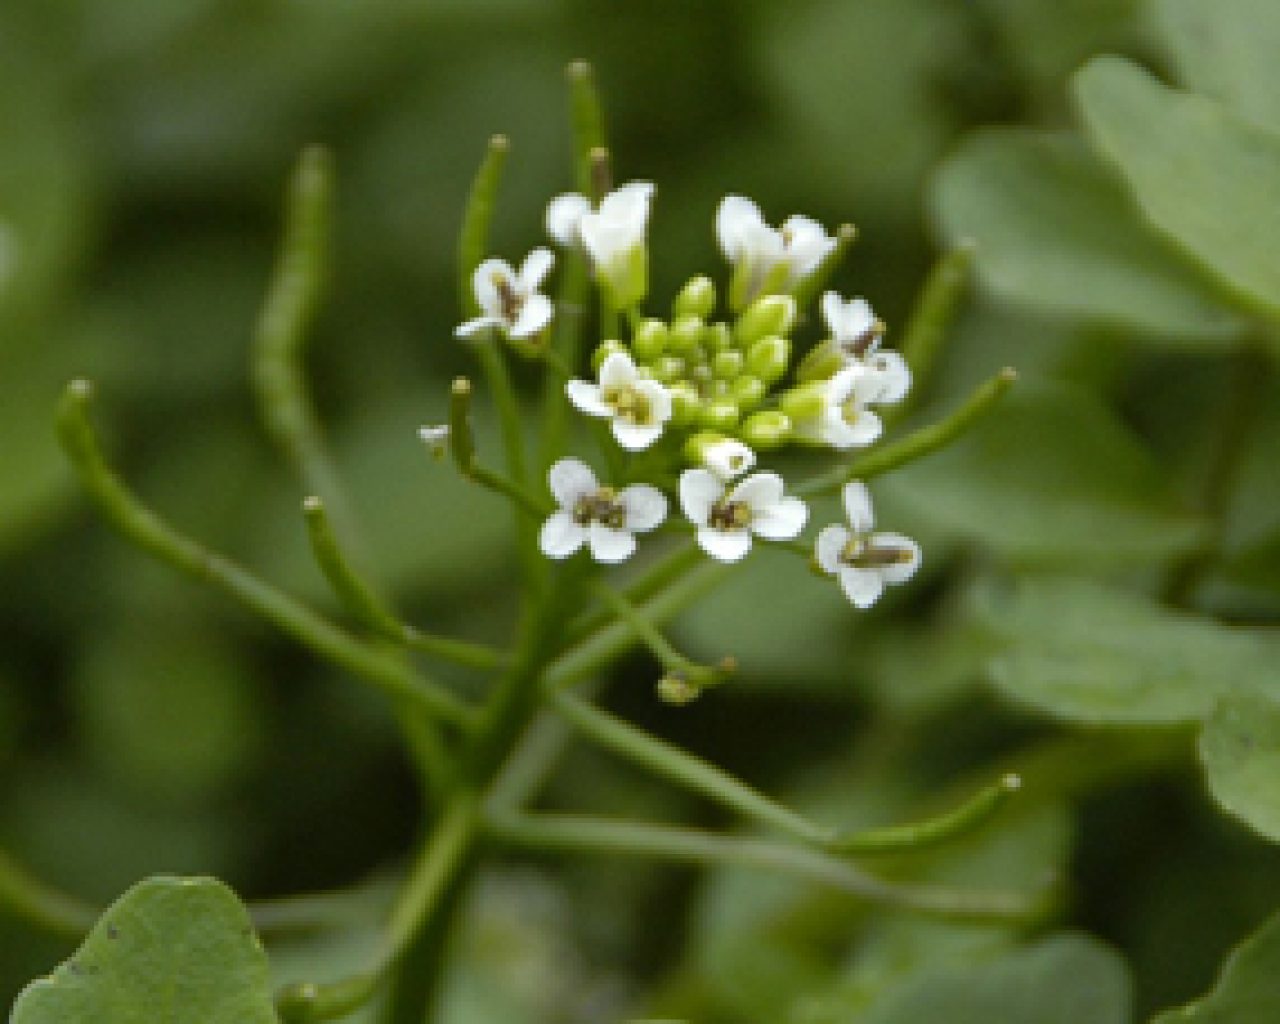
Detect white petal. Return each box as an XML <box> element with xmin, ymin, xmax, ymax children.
<box><xmin>820</xmin><ymin>291</ymin><xmax>845</xmax><ymax>338</ymax></box>
<box><xmin>612</xmin><ymin>417</ymin><xmax>664</xmax><ymax>451</ymax></box>
<box><xmin>679</xmin><ymin>469</ymin><xmax>723</xmax><ymax>526</ymax></box>
<box><xmin>620</xmin><ymin>485</ymin><xmax>668</xmax><ymax>533</ymax></box>
<box><xmin>872</xmin><ymin>532</ymin><xmax>921</xmax><ymax>584</ymax></box>
<box><xmin>518</xmin><ymin>247</ymin><xmax>555</xmax><ymax>290</ymax></box>
<box><xmin>716</xmin><ymin>194</ymin><xmax>766</xmax><ymax>260</ymax></box>
<box><xmin>588</xmin><ymin>522</ymin><xmax>637</xmax><ymax>564</ymax></box>
<box><xmin>815</xmin><ymin>524</ymin><xmax>850</xmax><ymax>575</ymax></box>
<box><xmin>454</xmin><ymin>316</ymin><xmax>500</xmax><ymax>339</ymax></box>
<box><xmin>703</xmin><ymin>439</ymin><xmax>756</xmax><ymax>480</ymax></box>
<box><xmin>540</xmin><ymin>511</ymin><xmax>587</xmax><ymax>559</ymax></box>
<box><xmin>728</xmin><ymin>471</ymin><xmax>785</xmax><ymax>514</ymax></box>
<box><xmin>635</xmin><ymin>377</ymin><xmax>673</xmax><ymax>425</ymax></box>
<box><xmin>566</xmin><ymin>379</ymin><xmax>612</xmax><ymax>418</ymax></box>
<box><xmin>822</xmin><ymin>406</ymin><xmax>883</xmax><ymax>449</ymax></box>
<box><xmin>471</xmin><ymin>258</ymin><xmax>513</xmax><ymax>319</ymax></box>
<box><xmin>547</xmin><ymin>457</ymin><xmax>598</xmax><ymax>507</ymax></box>
<box><xmin>866</xmin><ymin>351</ymin><xmax>911</xmax><ymax>405</ymax></box>
<box><xmin>697</xmin><ymin>526</ymin><xmax>752</xmax><ymax>563</ymax></box>
<box><xmin>510</xmin><ymin>292</ymin><xmax>554</xmax><ymax>338</ymax></box>
<box><xmin>781</xmin><ymin>214</ymin><xmax>835</xmax><ymax>279</ymax></box>
<box><xmin>751</xmin><ymin>495</ymin><xmax>808</xmax><ymax>541</ymax></box>
<box><xmin>600</xmin><ymin>181</ymin><xmax>655</xmax><ymax>231</ymax></box>
<box><xmin>839</xmin><ymin>567</ymin><xmax>884</xmax><ymax>609</ymax></box>
<box><xmin>842</xmin><ymin>481</ymin><xmax>875</xmax><ymax>532</ymax></box>
<box><xmin>546</xmin><ymin>193</ymin><xmax>590</xmax><ymax>247</ymax></box>
<box><xmin>598</xmin><ymin>350</ymin><xmax>639</xmax><ymax>389</ymax></box>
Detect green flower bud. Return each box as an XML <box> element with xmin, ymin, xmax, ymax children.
<box><xmin>734</xmin><ymin>294</ymin><xmax>796</xmax><ymax>347</ymax></box>
<box><xmin>729</xmin><ymin>374</ymin><xmax>766</xmax><ymax>411</ymax></box>
<box><xmin>712</xmin><ymin>350</ymin><xmax>745</xmax><ymax>380</ymax></box>
<box><xmin>740</xmin><ymin>410</ymin><xmax>792</xmax><ymax>450</ymax></box>
<box><xmin>682</xmin><ymin>430</ymin><xmax>729</xmax><ymax>466</ymax></box>
<box><xmin>700</xmin><ymin>397</ymin><xmax>741</xmax><ymax>431</ymax></box>
<box><xmin>632</xmin><ymin>318</ymin><xmax>668</xmax><ymax>361</ymax></box>
<box><xmin>669</xmin><ymin>382</ymin><xmax>701</xmax><ymax>426</ymax></box>
<box><xmin>796</xmin><ymin>339</ymin><xmax>844</xmax><ymax>383</ymax></box>
<box><xmin>668</xmin><ymin>315</ymin><xmax>705</xmax><ymax>353</ymax></box>
<box><xmin>701</xmin><ymin>321</ymin><xmax>733</xmax><ymax>353</ymax></box>
<box><xmin>673</xmin><ymin>275</ymin><xmax>717</xmax><ymax>321</ymax></box>
<box><xmin>592</xmin><ymin>339</ymin><xmax>627</xmax><ymax>371</ymax></box>
<box><xmin>779</xmin><ymin>382</ymin><xmax>827</xmax><ymax>421</ymax></box>
<box><xmin>650</xmin><ymin>355</ymin><xmax>686</xmax><ymax>384</ymax></box>
<box><xmin>745</xmin><ymin>335</ymin><xmax>791</xmax><ymax>384</ymax></box>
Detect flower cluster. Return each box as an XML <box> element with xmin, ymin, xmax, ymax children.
<box><xmin>453</xmin><ymin>188</ymin><xmax>920</xmax><ymax>609</ymax></box>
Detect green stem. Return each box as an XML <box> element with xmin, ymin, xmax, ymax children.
<box><xmin>458</xmin><ymin>136</ymin><xmax>509</xmax><ymax>319</ymax></box>
<box><xmin>796</xmin><ymin>367</ymin><xmax>1017</xmax><ymax>498</ymax></box>
<box><xmin>0</xmin><ymin>850</ymin><xmax>98</xmax><ymax>939</ymax></box>
<box><xmin>57</xmin><ymin>380</ymin><xmax>475</xmax><ymax>730</ymax></box>
<box><xmin>565</xmin><ymin>542</ymin><xmax>703</xmax><ymax>644</ymax></box>
<box><xmin>302</xmin><ymin>495</ymin><xmax>402</xmax><ymax>637</ymax></box>
<box><xmin>567</xmin><ymin>60</ymin><xmax>607</xmax><ymax>199</ymax></box>
<box><xmin>474</xmin><ymin>339</ymin><xmax>529</xmax><ymax>490</ymax></box>
<box><xmin>894</xmin><ymin>243</ymin><xmax>975</xmax><ymax>412</ymax></box>
<box><xmin>484</xmin><ymin>812</ymin><xmax>1039</xmax><ymax>921</ymax></box>
<box><xmin>589</xmin><ymin>581</ymin><xmax>719</xmax><ymax>681</ymax></box>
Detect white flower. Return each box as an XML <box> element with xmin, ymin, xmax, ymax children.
<box><xmin>548</xmin><ymin>183</ymin><xmax>654</xmax><ymax>309</ymax></box>
<box><xmin>539</xmin><ymin>458</ymin><xmax>667</xmax><ymax>564</ymax></box>
<box><xmin>455</xmin><ymin>248</ymin><xmax>555</xmax><ymax>340</ymax></box>
<box><xmin>821</xmin><ymin>291</ymin><xmax>910</xmax><ymax>403</ymax></box>
<box><xmin>567</xmin><ymin>351</ymin><xmax>673</xmax><ymax>451</ymax></box>
<box><xmin>702</xmin><ymin>439</ymin><xmax>756</xmax><ymax>481</ymax></box>
<box><xmin>417</xmin><ymin>424</ymin><xmax>450</xmax><ymax>458</ymax></box>
<box><xmin>793</xmin><ymin>363</ymin><xmax>898</xmax><ymax>450</ymax></box>
<box><xmin>815</xmin><ymin>482</ymin><xmax>920</xmax><ymax>608</ymax></box>
<box><xmin>716</xmin><ymin>195</ymin><xmax>835</xmax><ymax>304</ymax></box>
<box><xmin>679</xmin><ymin>468</ymin><xmax>807</xmax><ymax>563</ymax></box>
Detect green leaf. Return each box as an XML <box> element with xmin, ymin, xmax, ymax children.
<box><xmin>853</xmin><ymin>933</ymin><xmax>1131</xmax><ymax>1024</ymax></box>
<box><xmin>1152</xmin><ymin>0</ymin><xmax>1280</xmax><ymax>134</ymax></box>
<box><xmin>879</xmin><ymin>382</ymin><xmax>1208</xmax><ymax>568</ymax></box>
<box><xmin>975</xmin><ymin>576</ymin><xmax>1278</xmax><ymax>725</ymax></box>
<box><xmin>10</xmin><ymin>876</ymin><xmax>280</xmax><ymax>1023</ymax></box>
<box><xmin>1073</xmin><ymin>56</ymin><xmax>1280</xmax><ymax>325</ymax></box>
<box><xmin>1152</xmin><ymin>910</ymin><xmax>1280</xmax><ymax>1022</ymax></box>
<box><xmin>1199</xmin><ymin>689</ymin><xmax>1280</xmax><ymax>843</ymax></box>
<box><xmin>932</xmin><ymin>129</ymin><xmax>1241</xmax><ymax>344</ymax></box>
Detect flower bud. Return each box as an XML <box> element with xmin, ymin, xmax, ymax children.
<box><xmin>734</xmin><ymin>294</ymin><xmax>796</xmax><ymax>347</ymax></box>
<box><xmin>673</xmin><ymin>275</ymin><xmax>716</xmax><ymax>321</ymax></box>
<box><xmin>711</xmin><ymin>350</ymin><xmax>745</xmax><ymax>380</ymax></box>
<box><xmin>700</xmin><ymin>397</ymin><xmax>741</xmax><ymax>431</ymax></box>
<box><xmin>745</xmin><ymin>335</ymin><xmax>791</xmax><ymax>384</ymax></box>
<box><xmin>740</xmin><ymin>410</ymin><xmax>792</xmax><ymax>449</ymax></box>
<box><xmin>779</xmin><ymin>382</ymin><xmax>828</xmax><ymax>421</ymax></box>
<box><xmin>592</xmin><ymin>339</ymin><xmax>627</xmax><ymax>371</ymax></box>
<box><xmin>729</xmin><ymin>374</ymin><xmax>766</xmax><ymax>411</ymax></box>
<box><xmin>669</xmin><ymin>382</ymin><xmax>701</xmax><ymax>426</ymax></box>
<box><xmin>657</xmin><ymin>673</ymin><xmax>701</xmax><ymax>705</ymax></box>
<box><xmin>668</xmin><ymin>315</ymin><xmax>705</xmax><ymax>354</ymax></box>
<box><xmin>632</xmin><ymin>318</ymin><xmax>668</xmax><ymax>361</ymax></box>
<box><xmin>650</xmin><ymin>355</ymin><xmax>686</xmax><ymax>384</ymax></box>
<box><xmin>685</xmin><ymin>433</ymin><xmax>756</xmax><ymax>479</ymax></box>
<box><xmin>796</xmin><ymin>339</ymin><xmax>844</xmax><ymax>383</ymax></box>
<box><xmin>701</xmin><ymin>321</ymin><xmax>733</xmax><ymax>353</ymax></box>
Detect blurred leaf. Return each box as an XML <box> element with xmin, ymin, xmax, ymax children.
<box><xmin>10</xmin><ymin>876</ymin><xmax>279</xmax><ymax>1023</ymax></box>
<box><xmin>1074</xmin><ymin>57</ymin><xmax>1280</xmax><ymax>329</ymax></box>
<box><xmin>932</xmin><ymin>130</ymin><xmax>1242</xmax><ymax>344</ymax></box>
<box><xmin>843</xmin><ymin>933</ymin><xmax>1130</xmax><ymax>1024</ymax></box>
<box><xmin>1152</xmin><ymin>0</ymin><xmax>1280</xmax><ymax>134</ymax></box>
<box><xmin>1198</xmin><ymin>689</ymin><xmax>1280</xmax><ymax>844</ymax></box>
<box><xmin>1151</xmin><ymin>910</ymin><xmax>1280</xmax><ymax>1022</ymax></box>
<box><xmin>974</xmin><ymin>576</ymin><xmax>1278</xmax><ymax>725</ymax></box>
<box><xmin>880</xmin><ymin>382</ymin><xmax>1207</xmax><ymax>568</ymax></box>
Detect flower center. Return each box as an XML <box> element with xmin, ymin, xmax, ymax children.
<box><xmin>840</xmin><ymin>535</ymin><xmax>912</xmax><ymax>568</ymax></box>
<box><xmin>709</xmin><ymin>498</ymin><xmax>752</xmax><ymax>531</ymax></box>
<box><xmin>573</xmin><ymin>487</ymin><xmax>626</xmax><ymax>530</ymax></box>
<box><xmin>603</xmin><ymin>385</ymin><xmax>653</xmax><ymax>425</ymax></box>
<box><xmin>493</xmin><ymin>274</ymin><xmax>524</xmax><ymax>323</ymax></box>
<box><xmin>840</xmin><ymin>320</ymin><xmax>885</xmax><ymax>359</ymax></box>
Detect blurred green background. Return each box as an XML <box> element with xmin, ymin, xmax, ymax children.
<box><xmin>4</xmin><ymin>1</ymin><xmax>1280</xmax><ymax>1021</ymax></box>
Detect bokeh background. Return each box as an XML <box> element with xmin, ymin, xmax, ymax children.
<box><xmin>4</xmin><ymin>1</ymin><xmax>1280</xmax><ymax>1020</ymax></box>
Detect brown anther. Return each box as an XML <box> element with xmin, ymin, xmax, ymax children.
<box><xmin>709</xmin><ymin>499</ymin><xmax>751</xmax><ymax>531</ymax></box>
<box><xmin>845</xmin><ymin>319</ymin><xmax>886</xmax><ymax>359</ymax></box>
<box><xmin>494</xmin><ymin>274</ymin><xmax>523</xmax><ymax>323</ymax></box>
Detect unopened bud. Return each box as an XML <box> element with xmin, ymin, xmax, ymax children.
<box><xmin>592</xmin><ymin>339</ymin><xmax>627</xmax><ymax>371</ymax></box>
<box><xmin>673</xmin><ymin>275</ymin><xmax>717</xmax><ymax>321</ymax></box>
<box><xmin>779</xmin><ymin>382</ymin><xmax>828</xmax><ymax>421</ymax></box>
<box><xmin>711</xmin><ymin>350</ymin><xmax>745</xmax><ymax>380</ymax></box>
<box><xmin>632</xmin><ymin>318</ymin><xmax>668</xmax><ymax>361</ymax></box>
<box><xmin>650</xmin><ymin>355</ymin><xmax>686</xmax><ymax>384</ymax></box>
<box><xmin>729</xmin><ymin>374</ymin><xmax>766</xmax><ymax>411</ymax></box>
<box><xmin>700</xmin><ymin>397</ymin><xmax>741</xmax><ymax>432</ymax></box>
<box><xmin>740</xmin><ymin>410</ymin><xmax>792</xmax><ymax>449</ymax></box>
<box><xmin>796</xmin><ymin>339</ymin><xmax>844</xmax><ymax>383</ymax></box>
<box><xmin>657</xmin><ymin>673</ymin><xmax>702</xmax><ymax>706</ymax></box>
<box><xmin>668</xmin><ymin>316</ymin><xmax>704</xmax><ymax>354</ymax></box>
<box><xmin>669</xmin><ymin>382</ymin><xmax>701</xmax><ymax>426</ymax></box>
<box><xmin>745</xmin><ymin>335</ymin><xmax>791</xmax><ymax>384</ymax></box>
<box><xmin>701</xmin><ymin>321</ymin><xmax>733</xmax><ymax>353</ymax></box>
<box><xmin>734</xmin><ymin>294</ymin><xmax>796</xmax><ymax>347</ymax></box>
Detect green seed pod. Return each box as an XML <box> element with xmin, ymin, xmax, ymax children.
<box><xmin>668</xmin><ymin>316</ymin><xmax>705</xmax><ymax>353</ymax></box>
<box><xmin>740</xmin><ymin>410</ymin><xmax>792</xmax><ymax>450</ymax></box>
<box><xmin>592</xmin><ymin>339</ymin><xmax>627</xmax><ymax>371</ymax></box>
<box><xmin>669</xmin><ymin>382</ymin><xmax>701</xmax><ymax>426</ymax></box>
<box><xmin>673</xmin><ymin>275</ymin><xmax>717</xmax><ymax>321</ymax></box>
<box><xmin>700</xmin><ymin>397</ymin><xmax>741</xmax><ymax>431</ymax></box>
<box><xmin>712</xmin><ymin>350</ymin><xmax>745</xmax><ymax>380</ymax></box>
<box><xmin>745</xmin><ymin>335</ymin><xmax>791</xmax><ymax>384</ymax></box>
<box><xmin>701</xmin><ymin>321</ymin><xmax>733</xmax><ymax>353</ymax></box>
<box><xmin>650</xmin><ymin>355</ymin><xmax>686</xmax><ymax>384</ymax></box>
<box><xmin>734</xmin><ymin>294</ymin><xmax>796</xmax><ymax>347</ymax></box>
<box><xmin>729</xmin><ymin>374</ymin><xmax>766</xmax><ymax>411</ymax></box>
<box><xmin>779</xmin><ymin>382</ymin><xmax>828</xmax><ymax>421</ymax></box>
<box><xmin>632</xmin><ymin>318</ymin><xmax>669</xmax><ymax>362</ymax></box>
<box><xmin>796</xmin><ymin>339</ymin><xmax>844</xmax><ymax>383</ymax></box>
